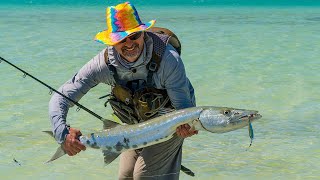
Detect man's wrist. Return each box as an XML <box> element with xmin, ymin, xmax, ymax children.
<box><xmin>59</xmin><ymin>124</ymin><xmax>70</xmax><ymax>144</ymax></box>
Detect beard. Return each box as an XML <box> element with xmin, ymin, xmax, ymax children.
<box><xmin>121</xmin><ymin>43</ymin><xmax>141</xmax><ymax>60</ymax></box>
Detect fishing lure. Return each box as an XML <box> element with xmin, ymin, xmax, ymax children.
<box><xmin>248</xmin><ymin>118</ymin><xmax>254</xmax><ymax>147</ymax></box>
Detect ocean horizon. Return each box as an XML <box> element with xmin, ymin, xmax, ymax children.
<box><xmin>1</xmin><ymin>0</ymin><xmax>320</xmax><ymax>6</ymax></box>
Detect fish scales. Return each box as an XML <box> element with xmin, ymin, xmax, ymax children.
<box><xmin>84</xmin><ymin>107</ymin><xmax>203</xmax><ymax>152</ymax></box>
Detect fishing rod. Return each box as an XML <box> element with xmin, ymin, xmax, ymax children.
<box><xmin>0</xmin><ymin>56</ymin><xmax>106</xmax><ymax>122</ymax></box>
<box><xmin>1</xmin><ymin>56</ymin><xmax>198</xmax><ymax>177</ymax></box>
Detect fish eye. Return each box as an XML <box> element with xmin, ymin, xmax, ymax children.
<box><xmin>223</xmin><ymin>110</ymin><xmax>231</xmax><ymax>115</ymax></box>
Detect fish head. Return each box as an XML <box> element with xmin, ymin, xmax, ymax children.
<box><xmin>198</xmin><ymin>106</ymin><xmax>262</xmax><ymax>133</ymax></box>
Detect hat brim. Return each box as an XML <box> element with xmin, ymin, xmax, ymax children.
<box><xmin>95</xmin><ymin>20</ymin><xmax>156</xmax><ymax>46</ymax></box>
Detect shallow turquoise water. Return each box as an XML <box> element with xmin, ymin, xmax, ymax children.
<box><xmin>0</xmin><ymin>4</ymin><xmax>319</xmax><ymax>180</ymax></box>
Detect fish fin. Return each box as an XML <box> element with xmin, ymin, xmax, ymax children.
<box><xmin>103</xmin><ymin>119</ymin><xmax>120</xmax><ymax>129</ymax></box>
<box><xmin>158</xmin><ymin>108</ymin><xmax>176</xmax><ymax>116</ymax></box>
<box><xmin>43</xmin><ymin>130</ymin><xmax>54</xmax><ymax>137</ymax></box>
<box><xmin>46</xmin><ymin>146</ymin><xmax>66</xmax><ymax>163</ymax></box>
<box><xmin>111</xmin><ymin>113</ymin><xmax>123</xmax><ymax>124</ymax></box>
<box><xmin>102</xmin><ymin>150</ymin><xmax>121</xmax><ymax>165</ymax></box>
<box><xmin>180</xmin><ymin>165</ymin><xmax>195</xmax><ymax>176</ymax></box>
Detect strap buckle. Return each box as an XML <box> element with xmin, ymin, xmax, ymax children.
<box><xmin>149</xmin><ymin>62</ymin><xmax>157</xmax><ymax>72</ymax></box>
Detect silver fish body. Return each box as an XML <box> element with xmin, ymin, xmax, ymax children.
<box><xmin>79</xmin><ymin>107</ymin><xmax>202</xmax><ymax>153</ymax></box>
<box><xmin>46</xmin><ymin>106</ymin><xmax>262</xmax><ymax>163</ymax></box>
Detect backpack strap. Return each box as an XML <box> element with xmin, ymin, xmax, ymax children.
<box><xmin>146</xmin><ymin>50</ymin><xmax>161</xmax><ymax>87</ymax></box>
<box><xmin>104</xmin><ymin>48</ymin><xmax>120</xmax><ymax>84</ymax></box>
<box><xmin>145</xmin><ymin>28</ymin><xmax>182</xmax><ymax>87</ymax></box>
<box><xmin>145</xmin><ymin>32</ymin><xmax>168</xmax><ymax>87</ymax></box>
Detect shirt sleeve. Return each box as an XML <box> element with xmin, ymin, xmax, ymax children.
<box><xmin>49</xmin><ymin>49</ymin><xmax>113</xmax><ymax>144</ymax></box>
<box><xmin>158</xmin><ymin>44</ymin><xmax>196</xmax><ymax>110</ymax></box>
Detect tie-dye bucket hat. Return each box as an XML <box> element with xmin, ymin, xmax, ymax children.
<box><xmin>95</xmin><ymin>2</ymin><xmax>156</xmax><ymax>46</ymax></box>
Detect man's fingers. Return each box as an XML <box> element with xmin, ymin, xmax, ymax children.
<box><xmin>69</xmin><ymin>129</ymin><xmax>81</xmax><ymax>137</ymax></box>
<box><xmin>176</xmin><ymin>124</ymin><xmax>198</xmax><ymax>138</ymax></box>
<box><xmin>183</xmin><ymin>124</ymin><xmax>191</xmax><ymax>129</ymax></box>
<box><xmin>177</xmin><ymin>125</ymin><xmax>189</xmax><ymax>138</ymax></box>
<box><xmin>180</xmin><ymin>127</ymin><xmax>190</xmax><ymax>137</ymax></box>
<box><xmin>176</xmin><ymin>126</ymin><xmax>186</xmax><ymax>137</ymax></box>
<box><xmin>176</xmin><ymin>126</ymin><xmax>181</xmax><ymax>136</ymax></box>
<box><xmin>68</xmin><ymin>128</ymin><xmax>85</xmax><ymax>148</ymax></box>
<box><xmin>64</xmin><ymin>140</ymin><xmax>76</xmax><ymax>156</ymax></box>
<box><xmin>64</xmin><ymin>133</ymin><xmax>86</xmax><ymax>156</ymax></box>
<box><xmin>183</xmin><ymin>124</ymin><xmax>192</xmax><ymax>137</ymax></box>
<box><xmin>71</xmin><ymin>139</ymin><xmax>86</xmax><ymax>151</ymax></box>
<box><xmin>65</xmin><ymin>144</ymin><xmax>81</xmax><ymax>156</ymax></box>
<box><xmin>183</xmin><ymin>124</ymin><xmax>198</xmax><ymax>135</ymax></box>
<box><xmin>65</xmin><ymin>147</ymin><xmax>78</xmax><ymax>156</ymax></box>
<box><xmin>75</xmin><ymin>131</ymin><xmax>82</xmax><ymax>137</ymax></box>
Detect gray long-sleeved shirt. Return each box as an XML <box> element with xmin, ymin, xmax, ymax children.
<box><xmin>49</xmin><ymin>34</ymin><xmax>196</xmax><ymax>144</ymax></box>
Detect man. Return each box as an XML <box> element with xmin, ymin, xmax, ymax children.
<box><xmin>49</xmin><ymin>2</ymin><xmax>197</xmax><ymax>179</ymax></box>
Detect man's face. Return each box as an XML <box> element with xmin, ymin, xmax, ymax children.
<box><xmin>114</xmin><ymin>31</ymin><xmax>145</xmax><ymax>62</ymax></box>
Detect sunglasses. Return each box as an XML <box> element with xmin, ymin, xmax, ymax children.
<box><xmin>119</xmin><ymin>31</ymin><xmax>143</xmax><ymax>43</ymax></box>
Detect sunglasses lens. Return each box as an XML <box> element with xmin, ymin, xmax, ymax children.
<box><xmin>119</xmin><ymin>32</ymin><xmax>142</xmax><ymax>44</ymax></box>
<box><xmin>129</xmin><ymin>32</ymin><xmax>142</xmax><ymax>40</ymax></box>
<box><xmin>119</xmin><ymin>39</ymin><xmax>126</xmax><ymax>43</ymax></box>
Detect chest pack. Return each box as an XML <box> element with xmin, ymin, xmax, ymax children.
<box><xmin>105</xmin><ymin>27</ymin><xmax>182</xmax><ymax>124</ymax></box>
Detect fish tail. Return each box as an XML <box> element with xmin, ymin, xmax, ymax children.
<box><xmin>45</xmin><ymin>146</ymin><xmax>67</xmax><ymax>163</ymax></box>
<box><xmin>43</xmin><ymin>130</ymin><xmax>54</xmax><ymax>137</ymax></box>
<box><xmin>43</xmin><ymin>131</ymin><xmax>67</xmax><ymax>163</ymax></box>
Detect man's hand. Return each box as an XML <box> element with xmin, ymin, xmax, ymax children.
<box><xmin>63</xmin><ymin>128</ymin><xmax>86</xmax><ymax>156</ymax></box>
<box><xmin>176</xmin><ymin>124</ymin><xmax>198</xmax><ymax>138</ymax></box>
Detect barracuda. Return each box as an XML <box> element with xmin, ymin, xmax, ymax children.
<box><xmin>45</xmin><ymin>106</ymin><xmax>262</xmax><ymax>164</ymax></box>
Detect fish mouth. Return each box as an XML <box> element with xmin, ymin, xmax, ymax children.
<box><xmin>240</xmin><ymin>112</ymin><xmax>262</xmax><ymax>121</ymax></box>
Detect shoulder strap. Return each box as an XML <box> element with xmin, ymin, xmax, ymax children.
<box><xmin>104</xmin><ymin>48</ymin><xmax>120</xmax><ymax>83</ymax></box>
<box><xmin>145</xmin><ymin>32</ymin><xmax>168</xmax><ymax>87</ymax></box>
<box><xmin>145</xmin><ymin>27</ymin><xmax>182</xmax><ymax>87</ymax></box>
<box><xmin>146</xmin><ymin>50</ymin><xmax>162</xmax><ymax>87</ymax></box>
